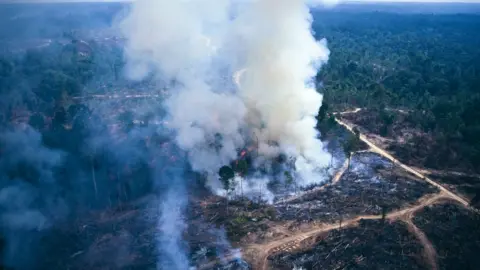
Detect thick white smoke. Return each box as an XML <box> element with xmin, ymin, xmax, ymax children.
<box><xmin>234</xmin><ymin>0</ymin><xmax>331</xmax><ymax>188</ymax></box>
<box><xmin>120</xmin><ymin>0</ymin><xmax>333</xmax><ymax>196</ymax></box>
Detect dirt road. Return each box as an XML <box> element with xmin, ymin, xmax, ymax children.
<box><xmin>334</xmin><ymin>117</ymin><xmax>469</xmax><ymax>207</ymax></box>
<box><xmin>228</xmin><ymin>71</ymin><xmax>470</xmax><ymax>269</ymax></box>
<box><xmin>403</xmin><ymin>208</ymin><xmax>438</xmax><ymax>270</ymax></box>
<box><xmin>196</xmin><ymin>104</ymin><xmax>476</xmax><ymax>269</ymax></box>
<box><xmin>238</xmin><ymin>106</ymin><xmax>473</xmax><ymax>270</ymax></box>
<box><xmin>248</xmin><ymin>192</ymin><xmax>448</xmax><ymax>270</ymax></box>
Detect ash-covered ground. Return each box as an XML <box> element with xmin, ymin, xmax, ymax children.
<box><xmin>34</xmin><ymin>181</ymin><xmax>253</xmax><ymax>270</ymax></box>
<box><xmin>268</xmin><ymin>220</ymin><xmax>427</xmax><ymax>270</ymax></box>
<box><xmin>275</xmin><ymin>152</ymin><xmax>438</xmax><ymax>223</ymax></box>
<box><xmin>413</xmin><ymin>203</ymin><xmax>480</xmax><ymax>270</ymax></box>
<box><xmin>26</xmin><ymin>132</ymin><xmax>414</xmax><ymax>270</ymax></box>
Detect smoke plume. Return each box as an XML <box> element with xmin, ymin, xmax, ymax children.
<box><xmin>121</xmin><ymin>0</ymin><xmax>332</xmax><ymax>196</ymax></box>
<box><xmin>119</xmin><ymin>0</ymin><xmax>334</xmax><ymax>268</ymax></box>
<box><xmin>235</xmin><ymin>0</ymin><xmax>331</xmax><ymax>188</ymax></box>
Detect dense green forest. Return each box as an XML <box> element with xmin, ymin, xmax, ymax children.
<box><xmin>314</xmin><ymin>12</ymin><xmax>480</xmax><ymax>173</ymax></box>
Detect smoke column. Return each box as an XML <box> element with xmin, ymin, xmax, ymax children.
<box><xmin>234</xmin><ymin>0</ymin><xmax>331</xmax><ymax>187</ymax></box>
<box><xmin>121</xmin><ymin>0</ymin><xmax>333</xmax><ymax>190</ymax></box>
<box><xmin>120</xmin><ymin>0</ymin><xmax>333</xmax><ymax>266</ymax></box>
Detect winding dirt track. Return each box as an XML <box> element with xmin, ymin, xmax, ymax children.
<box><xmin>403</xmin><ymin>211</ymin><xmax>438</xmax><ymax>270</ymax></box>
<box><xmin>334</xmin><ymin>116</ymin><xmax>469</xmax><ymax>207</ymax></box>
<box><xmin>246</xmin><ymin>110</ymin><xmax>475</xmax><ymax>269</ymax></box>
<box><xmin>197</xmin><ymin>70</ymin><xmax>477</xmax><ymax>270</ymax></box>
<box><xmin>236</xmin><ymin>105</ymin><xmax>472</xmax><ymax>270</ymax></box>
<box><xmin>249</xmin><ymin>192</ymin><xmax>454</xmax><ymax>270</ymax></box>
<box><xmin>80</xmin><ymin>72</ymin><xmax>473</xmax><ymax>270</ymax></box>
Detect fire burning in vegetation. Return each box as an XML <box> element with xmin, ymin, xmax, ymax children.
<box><xmin>120</xmin><ymin>0</ymin><xmax>333</xmax><ymax>199</ymax></box>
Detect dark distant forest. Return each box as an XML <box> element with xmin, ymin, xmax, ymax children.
<box><xmin>0</xmin><ymin>2</ymin><xmax>124</xmax><ymax>39</ymax></box>
<box><xmin>314</xmin><ymin>12</ymin><xmax>480</xmax><ymax>173</ymax></box>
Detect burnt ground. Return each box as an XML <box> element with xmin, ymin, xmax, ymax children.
<box><xmin>269</xmin><ymin>121</ymin><xmax>370</xmax><ymax>201</ymax></box>
<box><xmin>195</xmin><ymin>151</ymin><xmax>437</xmax><ymax>249</ymax></box>
<box><xmin>27</xmin><ymin>116</ymin><xmax>471</xmax><ymax>270</ymax></box>
<box><xmin>275</xmin><ymin>152</ymin><xmax>438</xmax><ymax>224</ymax></box>
<box><xmin>36</xmin><ymin>193</ymin><xmax>256</xmax><ymax>270</ymax></box>
<box><xmin>192</xmin><ymin>123</ymin><xmax>376</xmax><ymax>247</ymax></box>
<box><xmin>200</xmin><ymin>260</ymin><xmax>251</xmax><ymax>270</ymax></box>
<box><xmin>268</xmin><ymin>219</ymin><xmax>427</xmax><ymax>270</ymax></box>
<box><xmin>27</xmin><ymin>113</ymin><xmax>376</xmax><ymax>270</ymax></box>
<box><xmin>423</xmin><ymin>173</ymin><xmax>480</xmax><ymax>203</ymax></box>
<box><xmin>195</xmin><ymin>196</ymin><xmax>278</xmax><ymax>245</ymax></box>
<box><xmin>413</xmin><ymin>203</ymin><xmax>480</xmax><ymax>270</ymax></box>
<box><xmin>25</xmin><ymin>152</ymin><xmax>469</xmax><ymax>270</ymax></box>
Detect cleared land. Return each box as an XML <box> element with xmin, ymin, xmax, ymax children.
<box><xmin>269</xmin><ymin>220</ymin><xmax>427</xmax><ymax>270</ymax></box>
<box><xmin>413</xmin><ymin>203</ymin><xmax>480</xmax><ymax>270</ymax></box>
<box><xmin>36</xmin><ymin>108</ymin><xmax>479</xmax><ymax>270</ymax></box>
<box><xmin>275</xmin><ymin>152</ymin><xmax>438</xmax><ymax>224</ymax></box>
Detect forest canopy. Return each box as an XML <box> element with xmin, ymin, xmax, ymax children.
<box><xmin>314</xmin><ymin>12</ymin><xmax>480</xmax><ymax>172</ymax></box>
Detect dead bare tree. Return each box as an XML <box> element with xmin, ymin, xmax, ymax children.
<box><xmin>381</xmin><ymin>205</ymin><xmax>387</xmax><ymax>225</ymax></box>
<box><xmin>343</xmin><ymin>134</ymin><xmax>359</xmax><ymax>173</ymax></box>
